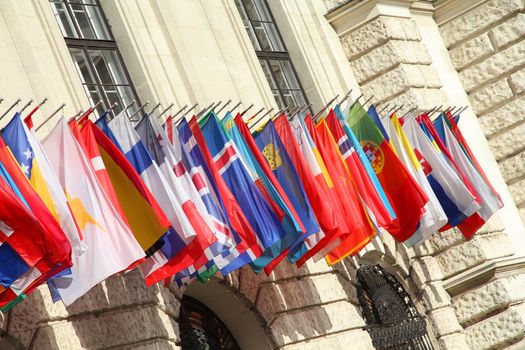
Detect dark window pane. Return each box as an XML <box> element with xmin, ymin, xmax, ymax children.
<box><xmin>50</xmin><ymin>1</ymin><xmax>77</xmax><ymax>37</ymax></box>
<box><xmin>241</xmin><ymin>0</ymin><xmax>271</xmax><ymax>21</ymax></box>
<box><xmin>272</xmin><ymin>90</ymin><xmax>285</xmax><ymax>109</ymax></box>
<box><xmin>259</xmin><ymin>59</ymin><xmax>277</xmax><ymax>89</ymax></box>
<box><xmin>101</xmin><ymin>85</ymin><xmax>135</xmax><ymax>117</ymax></box>
<box><xmin>69</xmin><ymin>3</ymin><xmax>111</xmax><ymax>40</ymax></box>
<box><xmin>88</xmin><ymin>49</ymin><xmax>129</xmax><ymax>85</ymax></box>
<box><xmin>70</xmin><ymin>48</ymin><xmax>96</xmax><ymax>84</ymax></box>
<box><xmin>83</xmin><ymin>84</ymin><xmax>104</xmax><ymax>116</ymax></box>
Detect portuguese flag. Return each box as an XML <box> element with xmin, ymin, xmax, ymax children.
<box><xmin>347</xmin><ymin>102</ymin><xmax>428</xmax><ymax>242</ymax></box>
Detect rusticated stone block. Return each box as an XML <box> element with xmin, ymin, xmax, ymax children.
<box><xmin>361</xmin><ymin>64</ymin><xmax>441</xmax><ymax>102</ymax></box>
<box><xmin>437</xmin><ymin>232</ymin><xmax>514</xmax><ymax>278</ymax></box>
<box><xmin>519</xmin><ymin>206</ymin><xmax>525</xmax><ymax>224</ymax></box>
<box><xmin>510</xmin><ymin>68</ymin><xmax>525</xmax><ymax>94</ymax></box>
<box><xmin>428</xmin><ymin>307</ymin><xmax>463</xmax><ymax>337</ymax></box>
<box><xmin>28</xmin><ymin>305</ymin><xmax>179</xmax><ymax>350</ymax></box>
<box><xmin>490</xmin><ymin>13</ymin><xmax>525</xmax><ymax>49</ymax></box>
<box><xmin>421</xmin><ymin>281</ymin><xmax>451</xmax><ymax>311</ymax></box>
<box><xmin>479</xmin><ymin>96</ymin><xmax>525</xmax><ymax>137</ymax></box>
<box><xmin>453</xmin><ymin>274</ymin><xmax>525</xmax><ymax>326</ymax></box>
<box><xmin>410</xmin><ymin>256</ymin><xmax>444</xmax><ymax>287</ymax></box>
<box><xmin>465</xmin><ymin>303</ymin><xmax>525</xmax><ymax>350</ymax></box>
<box><xmin>427</xmin><ymin>228</ymin><xmax>464</xmax><ymax>255</ymax></box>
<box><xmin>380</xmin><ymin>87</ymin><xmax>449</xmax><ymax>111</ymax></box>
<box><xmin>438</xmin><ymin>332</ymin><xmax>470</xmax><ymax>350</ymax></box>
<box><xmin>272</xmin><ymin>258</ymin><xmax>333</xmax><ymax>281</ymax></box>
<box><xmin>440</xmin><ymin>0</ymin><xmax>523</xmax><ymax>48</ymax></box>
<box><xmin>341</xmin><ymin>16</ymin><xmax>420</xmax><ymax>59</ymax></box>
<box><xmin>510</xmin><ymin>177</ymin><xmax>525</xmax><ymax>206</ymax></box>
<box><xmin>469</xmin><ymin>78</ymin><xmax>514</xmax><ymax>115</ymax></box>
<box><xmin>351</xmin><ymin>40</ymin><xmax>431</xmax><ymax>83</ymax></box>
<box><xmin>489</xmin><ymin>122</ymin><xmax>525</xmax><ymax>160</ymax></box>
<box><xmin>498</xmin><ymin>150</ymin><xmax>525</xmax><ymax>182</ymax></box>
<box><xmin>459</xmin><ymin>39</ymin><xmax>525</xmax><ymax>92</ymax></box>
<box><xmin>281</xmin><ymin>328</ymin><xmax>373</xmax><ymax>350</ymax></box>
<box><xmin>255</xmin><ymin>273</ymin><xmax>348</xmax><ymax>322</ymax></box>
<box><xmin>270</xmin><ymin>301</ymin><xmax>364</xmax><ymax>347</ymax></box>
<box><xmin>449</xmin><ymin>33</ymin><xmax>494</xmax><ymax>71</ymax></box>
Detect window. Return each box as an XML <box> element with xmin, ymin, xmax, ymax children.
<box><xmin>50</xmin><ymin>0</ymin><xmax>139</xmax><ymax>119</ymax></box>
<box><xmin>235</xmin><ymin>0</ymin><xmax>309</xmax><ymax>111</ymax></box>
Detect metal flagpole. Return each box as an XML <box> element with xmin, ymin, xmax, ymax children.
<box><xmin>129</xmin><ymin>101</ymin><xmax>149</xmax><ymax>121</ymax></box>
<box><xmin>34</xmin><ymin>103</ymin><xmax>66</xmax><ymax>132</ymax></box>
<box><xmin>18</xmin><ymin>99</ymin><xmax>34</xmax><ymax>115</ymax></box>
<box><xmin>158</xmin><ymin>103</ymin><xmax>176</xmax><ymax>119</ymax></box>
<box><xmin>228</xmin><ymin>101</ymin><xmax>242</xmax><ymax>114</ymax></box>
<box><xmin>313</xmin><ymin>94</ymin><xmax>339</xmax><ymax>121</ymax></box>
<box><xmin>0</xmin><ymin>98</ymin><xmax>22</xmax><ymax>121</ymax></box>
<box><xmin>338</xmin><ymin>89</ymin><xmax>353</xmax><ymax>105</ymax></box>
<box><xmin>240</xmin><ymin>103</ymin><xmax>254</xmax><ymax>116</ymax></box>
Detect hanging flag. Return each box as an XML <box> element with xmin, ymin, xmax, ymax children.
<box><xmin>227</xmin><ymin>113</ymin><xmax>304</xmax><ymax>273</ymax></box>
<box><xmin>348</xmin><ymin>102</ymin><xmax>428</xmax><ymax>242</ymax></box>
<box><xmin>312</xmin><ymin>117</ymin><xmax>375</xmax><ymax>263</ymax></box>
<box><xmin>188</xmin><ymin>117</ymin><xmax>263</xmax><ymax>274</ymax></box>
<box><xmin>326</xmin><ymin>109</ymin><xmax>394</xmax><ymax>230</ymax></box>
<box><xmin>287</xmin><ymin>115</ymin><xmax>344</xmax><ymax>266</ymax></box>
<box><xmin>384</xmin><ymin>114</ymin><xmax>447</xmax><ymax>246</ymax></box>
<box><xmin>253</xmin><ymin>118</ymin><xmax>321</xmax><ymax>269</ymax></box>
<box><xmin>200</xmin><ymin>113</ymin><xmax>288</xmax><ymax>270</ymax></box>
<box><xmin>367</xmin><ymin>105</ymin><xmax>390</xmax><ymax>142</ymax></box>
<box><xmin>402</xmin><ymin>117</ymin><xmax>481</xmax><ymax>232</ymax></box>
<box><xmin>42</xmin><ymin>117</ymin><xmax>144</xmax><ymax>306</ymax></box>
<box><xmin>107</xmin><ymin>114</ymin><xmax>210</xmax><ymax>285</ymax></box>
<box><xmin>434</xmin><ymin>113</ymin><xmax>503</xmax><ymax>228</ymax></box>
<box><xmin>148</xmin><ymin>114</ymin><xmax>233</xmax><ymax>280</ymax></box>
<box><xmin>78</xmin><ymin>120</ymin><xmax>171</xmax><ymax>254</ymax></box>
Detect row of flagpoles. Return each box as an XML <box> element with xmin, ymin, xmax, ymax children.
<box><xmin>0</xmin><ymin>89</ymin><xmax>502</xmax><ymax>314</ymax></box>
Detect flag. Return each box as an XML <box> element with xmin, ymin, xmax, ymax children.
<box><xmin>78</xmin><ymin>120</ymin><xmax>171</xmax><ymax>254</ymax></box>
<box><xmin>402</xmin><ymin>117</ymin><xmax>481</xmax><ymax>232</ymax></box>
<box><xmin>200</xmin><ymin>113</ymin><xmax>287</xmax><ymax>269</ymax></box>
<box><xmin>368</xmin><ymin>105</ymin><xmax>390</xmax><ymax>142</ymax></box>
<box><xmin>188</xmin><ymin>117</ymin><xmax>263</xmax><ymax>274</ymax></box>
<box><xmin>312</xmin><ymin>117</ymin><xmax>375</xmax><ymax>263</ymax></box>
<box><xmin>348</xmin><ymin>102</ymin><xmax>428</xmax><ymax>242</ymax></box>
<box><xmin>326</xmin><ymin>109</ymin><xmax>394</xmax><ymax>230</ymax></box>
<box><xmin>107</xmin><ymin>114</ymin><xmax>210</xmax><ymax>285</ymax></box>
<box><xmin>383</xmin><ymin>114</ymin><xmax>447</xmax><ymax>246</ymax></box>
<box><xmin>434</xmin><ymin>113</ymin><xmax>503</xmax><ymax>228</ymax></box>
<box><xmin>42</xmin><ymin>117</ymin><xmax>144</xmax><ymax>306</ymax></box>
<box><xmin>227</xmin><ymin>113</ymin><xmax>304</xmax><ymax>273</ymax></box>
<box><xmin>148</xmin><ymin>114</ymin><xmax>233</xmax><ymax>279</ymax></box>
<box><xmin>287</xmin><ymin>115</ymin><xmax>344</xmax><ymax>266</ymax></box>
<box><xmin>253</xmin><ymin>118</ymin><xmax>321</xmax><ymax>267</ymax></box>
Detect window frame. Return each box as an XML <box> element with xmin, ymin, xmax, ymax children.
<box><xmin>50</xmin><ymin>0</ymin><xmax>140</xmax><ymax>119</ymax></box>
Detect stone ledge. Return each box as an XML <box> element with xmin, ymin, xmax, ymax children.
<box><xmin>443</xmin><ymin>256</ymin><xmax>525</xmax><ymax>297</ymax></box>
<box><xmin>464</xmin><ymin>302</ymin><xmax>525</xmax><ymax>350</ymax></box>
<box><xmin>453</xmin><ymin>273</ymin><xmax>525</xmax><ymax>326</ymax></box>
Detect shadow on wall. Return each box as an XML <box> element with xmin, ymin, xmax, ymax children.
<box><xmin>3</xmin><ymin>269</ymin><xmax>182</xmax><ymax>349</ymax></box>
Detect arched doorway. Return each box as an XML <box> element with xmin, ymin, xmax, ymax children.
<box><xmin>356</xmin><ymin>264</ymin><xmax>434</xmax><ymax>350</ymax></box>
<box><xmin>181</xmin><ymin>278</ymin><xmax>273</xmax><ymax>350</ymax></box>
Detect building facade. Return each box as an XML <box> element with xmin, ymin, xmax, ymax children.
<box><xmin>0</xmin><ymin>0</ymin><xmax>524</xmax><ymax>349</ymax></box>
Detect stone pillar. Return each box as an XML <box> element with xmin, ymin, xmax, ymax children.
<box><xmin>325</xmin><ymin>0</ymin><xmax>525</xmax><ymax>348</ymax></box>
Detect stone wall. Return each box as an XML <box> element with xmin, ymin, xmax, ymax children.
<box><xmin>438</xmin><ymin>0</ymin><xmax>525</xmax><ymax>223</ymax></box>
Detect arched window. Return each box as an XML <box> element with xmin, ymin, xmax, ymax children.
<box><xmin>356</xmin><ymin>264</ymin><xmax>434</xmax><ymax>350</ymax></box>
<box><xmin>179</xmin><ymin>296</ymin><xmax>241</xmax><ymax>350</ymax></box>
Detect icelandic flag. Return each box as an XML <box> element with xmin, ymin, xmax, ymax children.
<box><xmin>402</xmin><ymin>117</ymin><xmax>481</xmax><ymax>228</ymax></box>
<box><xmin>253</xmin><ymin>119</ymin><xmax>321</xmax><ymax>265</ymax></box>
<box><xmin>200</xmin><ymin>113</ymin><xmax>288</xmax><ymax>271</ymax></box>
<box><xmin>189</xmin><ymin>117</ymin><xmax>263</xmax><ymax>274</ymax></box>
<box><xmin>384</xmin><ymin>114</ymin><xmax>447</xmax><ymax>246</ymax></box>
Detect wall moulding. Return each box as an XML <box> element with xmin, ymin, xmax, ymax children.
<box><xmin>433</xmin><ymin>0</ymin><xmax>491</xmax><ymax>26</ymax></box>
<box><xmin>443</xmin><ymin>256</ymin><xmax>525</xmax><ymax>297</ymax></box>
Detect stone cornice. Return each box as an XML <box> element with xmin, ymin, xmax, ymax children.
<box><xmin>433</xmin><ymin>0</ymin><xmax>490</xmax><ymax>25</ymax></box>
<box><xmin>443</xmin><ymin>256</ymin><xmax>525</xmax><ymax>297</ymax></box>
<box><xmin>326</xmin><ymin>0</ymin><xmax>414</xmax><ymax>36</ymax></box>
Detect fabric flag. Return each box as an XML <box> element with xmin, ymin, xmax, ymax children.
<box><xmin>147</xmin><ymin>114</ymin><xmax>232</xmax><ymax>280</ymax></box>
<box><xmin>434</xmin><ymin>113</ymin><xmax>503</xmax><ymax>225</ymax></box>
<box><xmin>200</xmin><ymin>113</ymin><xmax>288</xmax><ymax>270</ymax></box>
<box><xmin>188</xmin><ymin>117</ymin><xmax>263</xmax><ymax>274</ymax></box>
<box><xmin>42</xmin><ymin>117</ymin><xmax>144</xmax><ymax>306</ymax></box>
<box><xmin>312</xmin><ymin>117</ymin><xmax>375</xmax><ymax>263</ymax></box>
<box><xmin>348</xmin><ymin>102</ymin><xmax>428</xmax><ymax>242</ymax></box>
<box><xmin>253</xmin><ymin>118</ymin><xmax>321</xmax><ymax>267</ymax></box>
<box><xmin>402</xmin><ymin>117</ymin><xmax>481</xmax><ymax>231</ymax></box>
<box><xmin>107</xmin><ymin>114</ymin><xmax>209</xmax><ymax>285</ymax></box>
<box><xmin>326</xmin><ymin>109</ymin><xmax>394</xmax><ymax>230</ymax></box>
<box><xmin>78</xmin><ymin>120</ymin><xmax>171</xmax><ymax>254</ymax></box>
<box><xmin>227</xmin><ymin>113</ymin><xmax>304</xmax><ymax>273</ymax></box>
<box><xmin>368</xmin><ymin>105</ymin><xmax>390</xmax><ymax>142</ymax></box>
<box><xmin>384</xmin><ymin>114</ymin><xmax>447</xmax><ymax>246</ymax></box>
<box><xmin>287</xmin><ymin>115</ymin><xmax>344</xmax><ymax>266</ymax></box>
<box><xmin>416</xmin><ymin>113</ymin><xmax>485</xmax><ymax>237</ymax></box>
